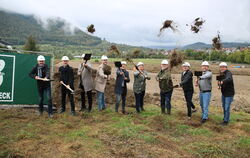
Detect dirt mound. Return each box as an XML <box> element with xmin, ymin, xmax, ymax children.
<box><xmin>52</xmin><ymin>68</ymin><xmax>155</xmax><ymax>110</ymax></box>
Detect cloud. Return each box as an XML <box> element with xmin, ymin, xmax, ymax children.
<box><xmin>1</xmin><ymin>0</ymin><xmax>249</xmax><ymax>46</ymax></box>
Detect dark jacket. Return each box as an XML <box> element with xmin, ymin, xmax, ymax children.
<box><xmin>29</xmin><ymin>64</ymin><xmax>50</xmax><ymax>88</ymax></box>
<box><xmin>133</xmin><ymin>71</ymin><xmax>151</xmax><ymax>94</ymax></box>
<box><xmin>115</xmin><ymin>68</ymin><xmax>130</xmax><ymax>94</ymax></box>
<box><xmin>59</xmin><ymin>65</ymin><xmax>74</xmax><ymax>88</ymax></box>
<box><xmin>180</xmin><ymin>70</ymin><xmax>194</xmax><ymax>92</ymax></box>
<box><xmin>221</xmin><ymin>70</ymin><xmax>235</xmax><ymax>97</ymax></box>
<box><xmin>156</xmin><ymin>68</ymin><xmax>173</xmax><ymax>93</ymax></box>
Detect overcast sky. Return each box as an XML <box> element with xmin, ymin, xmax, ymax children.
<box><xmin>1</xmin><ymin>0</ymin><xmax>249</xmax><ymax>47</ymax></box>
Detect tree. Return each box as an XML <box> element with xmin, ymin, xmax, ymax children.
<box><xmin>23</xmin><ymin>35</ymin><xmax>39</xmax><ymax>51</ymax></box>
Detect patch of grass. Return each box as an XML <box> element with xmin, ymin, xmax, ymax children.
<box><xmin>16</xmin><ymin>130</ymin><xmax>38</xmax><ymax>140</ymax></box>
<box><xmin>237</xmin><ymin>137</ymin><xmax>250</xmax><ymax>148</ymax></box>
<box><xmin>189</xmin><ymin>128</ymin><xmax>213</xmax><ymax>136</ymax></box>
<box><xmin>62</xmin><ymin>127</ymin><xmax>91</xmax><ymax>141</ymax></box>
<box><xmin>139</xmin><ymin>134</ymin><xmax>158</xmax><ymax>144</ymax></box>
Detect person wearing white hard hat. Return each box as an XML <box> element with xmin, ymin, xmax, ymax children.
<box><xmin>196</xmin><ymin>61</ymin><xmax>212</xmax><ymax>123</ymax></box>
<box><xmin>218</xmin><ymin>62</ymin><xmax>235</xmax><ymax>125</ymax></box>
<box><xmin>29</xmin><ymin>55</ymin><xmax>53</xmax><ymax>117</ymax></box>
<box><xmin>78</xmin><ymin>54</ymin><xmax>94</xmax><ymax>112</ymax></box>
<box><xmin>133</xmin><ymin>62</ymin><xmax>151</xmax><ymax>113</ymax></box>
<box><xmin>95</xmin><ymin>55</ymin><xmax>110</xmax><ymax>111</ymax></box>
<box><xmin>58</xmin><ymin>56</ymin><xmax>76</xmax><ymax>116</ymax></box>
<box><xmin>114</xmin><ymin>61</ymin><xmax>130</xmax><ymax>114</ymax></box>
<box><xmin>178</xmin><ymin>62</ymin><xmax>196</xmax><ymax>119</ymax></box>
<box><xmin>156</xmin><ymin>60</ymin><xmax>173</xmax><ymax>114</ymax></box>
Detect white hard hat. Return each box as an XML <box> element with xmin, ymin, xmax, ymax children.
<box><xmin>61</xmin><ymin>56</ymin><xmax>69</xmax><ymax>61</ymax></box>
<box><xmin>219</xmin><ymin>62</ymin><xmax>227</xmax><ymax>67</ymax></box>
<box><xmin>182</xmin><ymin>62</ymin><xmax>191</xmax><ymax>67</ymax></box>
<box><xmin>161</xmin><ymin>60</ymin><xmax>168</xmax><ymax>65</ymax></box>
<box><xmin>137</xmin><ymin>62</ymin><xmax>144</xmax><ymax>66</ymax></box>
<box><xmin>81</xmin><ymin>54</ymin><xmax>85</xmax><ymax>58</ymax></box>
<box><xmin>37</xmin><ymin>55</ymin><xmax>45</xmax><ymax>61</ymax></box>
<box><xmin>121</xmin><ymin>61</ymin><xmax>127</xmax><ymax>65</ymax></box>
<box><xmin>201</xmin><ymin>61</ymin><xmax>209</xmax><ymax>66</ymax></box>
<box><xmin>101</xmin><ymin>55</ymin><xmax>108</xmax><ymax>60</ymax></box>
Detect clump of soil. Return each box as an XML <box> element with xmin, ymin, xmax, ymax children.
<box><xmin>103</xmin><ymin>64</ymin><xmax>112</xmax><ymax>75</ymax></box>
<box><xmin>109</xmin><ymin>45</ymin><xmax>120</xmax><ymax>56</ymax></box>
<box><xmin>132</xmin><ymin>50</ymin><xmax>141</xmax><ymax>58</ymax></box>
<box><xmin>169</xmin><ymin>50</ymin><xmax>184</xmax><ymax>69</ymax></box>
<box><xmin>87</xmin><ymin>24</ymin><xmax>95</xmax><ymax>33</ymax></box>
<box><xmin>212</xmin><ymin>32</ymin><xmax>222</xmax><ymax>50</ymax></box>
<box><xmin>158</xmin><ymin>20</ymin><xmax>178</xmax><ymax>36</ymax></box>
<box><xmin>188</xmin><ymin>17</ymin><xmax>205</xmax><ymax>33</ymax></box>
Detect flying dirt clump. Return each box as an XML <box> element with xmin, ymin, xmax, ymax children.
<box><xmin>158</xmin><ymin>20</ymin><xmax>178</xmax><ymax>36</ymax></box>
<box><xmin>188</xmin><ymin>17</ymin><xmax>205</xmax><ymax>33</ymax></box>
<box><xmin>169</xmin><ymin>50</ymin><xmax>184</xmax><ymax>70</ymax></box>
<box><xmin>87</xmin><ymin>24</ymin><xmax>95</xmax><ymax>33</ymax></box>
<box><xmin>109</xmin><ymin>45</ymin><xmax>120</xmax><ymax>56</ymax></box>
<box><xmin>212</xmin><ymin>32</ymin><xmax>222</xmax><ymax>50</ymax></box>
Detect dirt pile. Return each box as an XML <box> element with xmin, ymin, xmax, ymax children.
<box><xmin>52</xmin><ymin>68</ymin><xmax>155</xmax><ymax>110</ymax></box>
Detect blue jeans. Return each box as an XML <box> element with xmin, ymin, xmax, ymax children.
<box><xmin>97</xmin><ymin>91</ymin><xmax>106</xmax><ymax>110</ymax></box>
<box><xmin>38</xmin><ymin>86</ymin><xmax>52</xmax><ymax>114</ymax></box>
<box><xmin>222</xmin><ymin>95</ymin><xmax>233</xmax><ymax>122</ymax></box>
<box><xmin>160</xmin><ymin>90</ymin><xmax>173</xmax><ymax>113</ymax></box>
<box><xmin>199</xmin><ymin>92</ymin><xmax>211</xmax><ymax>120</ymax></box>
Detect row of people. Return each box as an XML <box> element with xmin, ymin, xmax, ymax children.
<box><xmin>29</xmin><ymin>55</ymin><xmax>235</xmax><ymax>125</ymax></box>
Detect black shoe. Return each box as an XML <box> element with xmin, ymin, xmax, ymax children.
<box><xmin>167</xmin><ymin>109</ymin><xmax>171</xmax><ymax>115</ymax></box>
<box><xmin>221</xmin><ymin>121</ymin><xmax>228</xmax><ymax>126</ymax></box>
<box><xmin>201</xmin><ymin>119</ymin><xmax>207</xmax><ymax>123</ymax></box>
<box><xmin>59</xmin><ymin>109</ymin><xmax>65</xmax><ymax>114</ymax></box>
<box><xmin>79</xmin><ymin>108</ymin><xmax>86</xmax><ymax>112</ymax></box>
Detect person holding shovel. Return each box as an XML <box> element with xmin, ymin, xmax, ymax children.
<box><xmin>195</xmin><ymin>61</ymin><xmax>212</xmax><ymax>123</ymax></box>
<box><xmin>29</xmin><ymin>55</ymin><xmax>53</xmax><ymax>118</ymax></box>
<box><xmin>95</xmin><ymin>55</ymin><xmax>110</xmax><ymax>111</ymax></box>
<box><xmin>178</xmin><ymin>62</ymin><xmax>197</xmax><ymax>119</ymax></box>
<box><xmin>218</xmin><ymin>62</ymin><xmax>235</xmax><ymax>125</ymax></box>
<box><xmin>78</xmin><ymin>54</ymin><xmax>94</xmax><ymax>112</ymax></box>
<box><xmin>133</xmin><ymin>62</ymin><xmax>151</xmax><ymax>113</ymax></box>
<box><xmin>156</xmin><ymin>60</ymin><xmax>173</xmax><ymax>115</ymax></box>
<box><xmin>114</xmin><ymin>61</ymin><xmax>130</xmax><ymax>114</ymax></box>
<box><xmin>59</xmin><ymin>56</ymin><xmax>76</xmax><ymax>116</ymax></box>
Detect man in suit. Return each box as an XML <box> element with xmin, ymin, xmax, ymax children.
<box><xmin>29</xmin><ymin>55</ymin><xmax>53</xmax><ymax>118</ymax></box>
<box><xmin>59</xmin><ymin>56</ymin><xmax>75</xmax><ymax>116</ymax></box>
<box><xmin>114</xmin><ymin>61</ymin><xmax>130</xmax><ymax>114</ymax></box>
<box><xmin>179</xmin><ymin>62</ymin><xmax>196</xmax><ymax>119</ymax></box>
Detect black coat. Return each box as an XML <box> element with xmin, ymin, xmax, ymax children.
<box><xmin>29</xmin><ymin>64</ymin><xmax>50</xmax><ymax>88</ymax></box>
<box><xmin>59</xmin><ymin>65</ymin><xmax>74</xmax><ymax>88</ymax></box>
<box><xmin>180</xmin><ymin>70</ymin><xmax>194</xmax><ymax>92</ymax></box>
<box><xmin>221</xmin><ymin>70</ymin><xmax>235</xmax><ymax>97</ymax></box>
<box><xmin>115</xmin><ymin>68</ymin><xmax>130</xmax><ymax>94</ymax></box>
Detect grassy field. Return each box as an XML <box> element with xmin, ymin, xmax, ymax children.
<box><xmin>0</xmin><ymin>105</ymin><xmax>250</xmax><ymax>158</ymax></box>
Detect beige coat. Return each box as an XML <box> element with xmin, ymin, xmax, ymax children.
<box><xmin>95</xmin><ymin>64</ymin><xmax>109</xmax><ymax>93</ymax></box>
<box><xmin>78</xmin><ymin>62</ymin><xmax>94</xmax><ymax>92</ymax></box>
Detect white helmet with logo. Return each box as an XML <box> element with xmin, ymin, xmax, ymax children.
<box><xmin>161</xmin><ymin>60</ymin><xmax>168</xmax><ymax>65</ymax></box>
<box><xmin>37</xmin><ymin>55</ymin><xmax>45</xmax><ymax>61</ymax></box>
<box><xmin>219</xmin><ymin>62</ymin><xmax>227</xmax><ymax>67</ymax></box>
<box><xmin>61</xmin><ymin>56</ymin><xmax>69</xmax><ymax>61</ymax></box>
<box><xmin>201</xmin><ymin>61</ymin><xmax>209</xmax><ymax>66</ymax></box>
